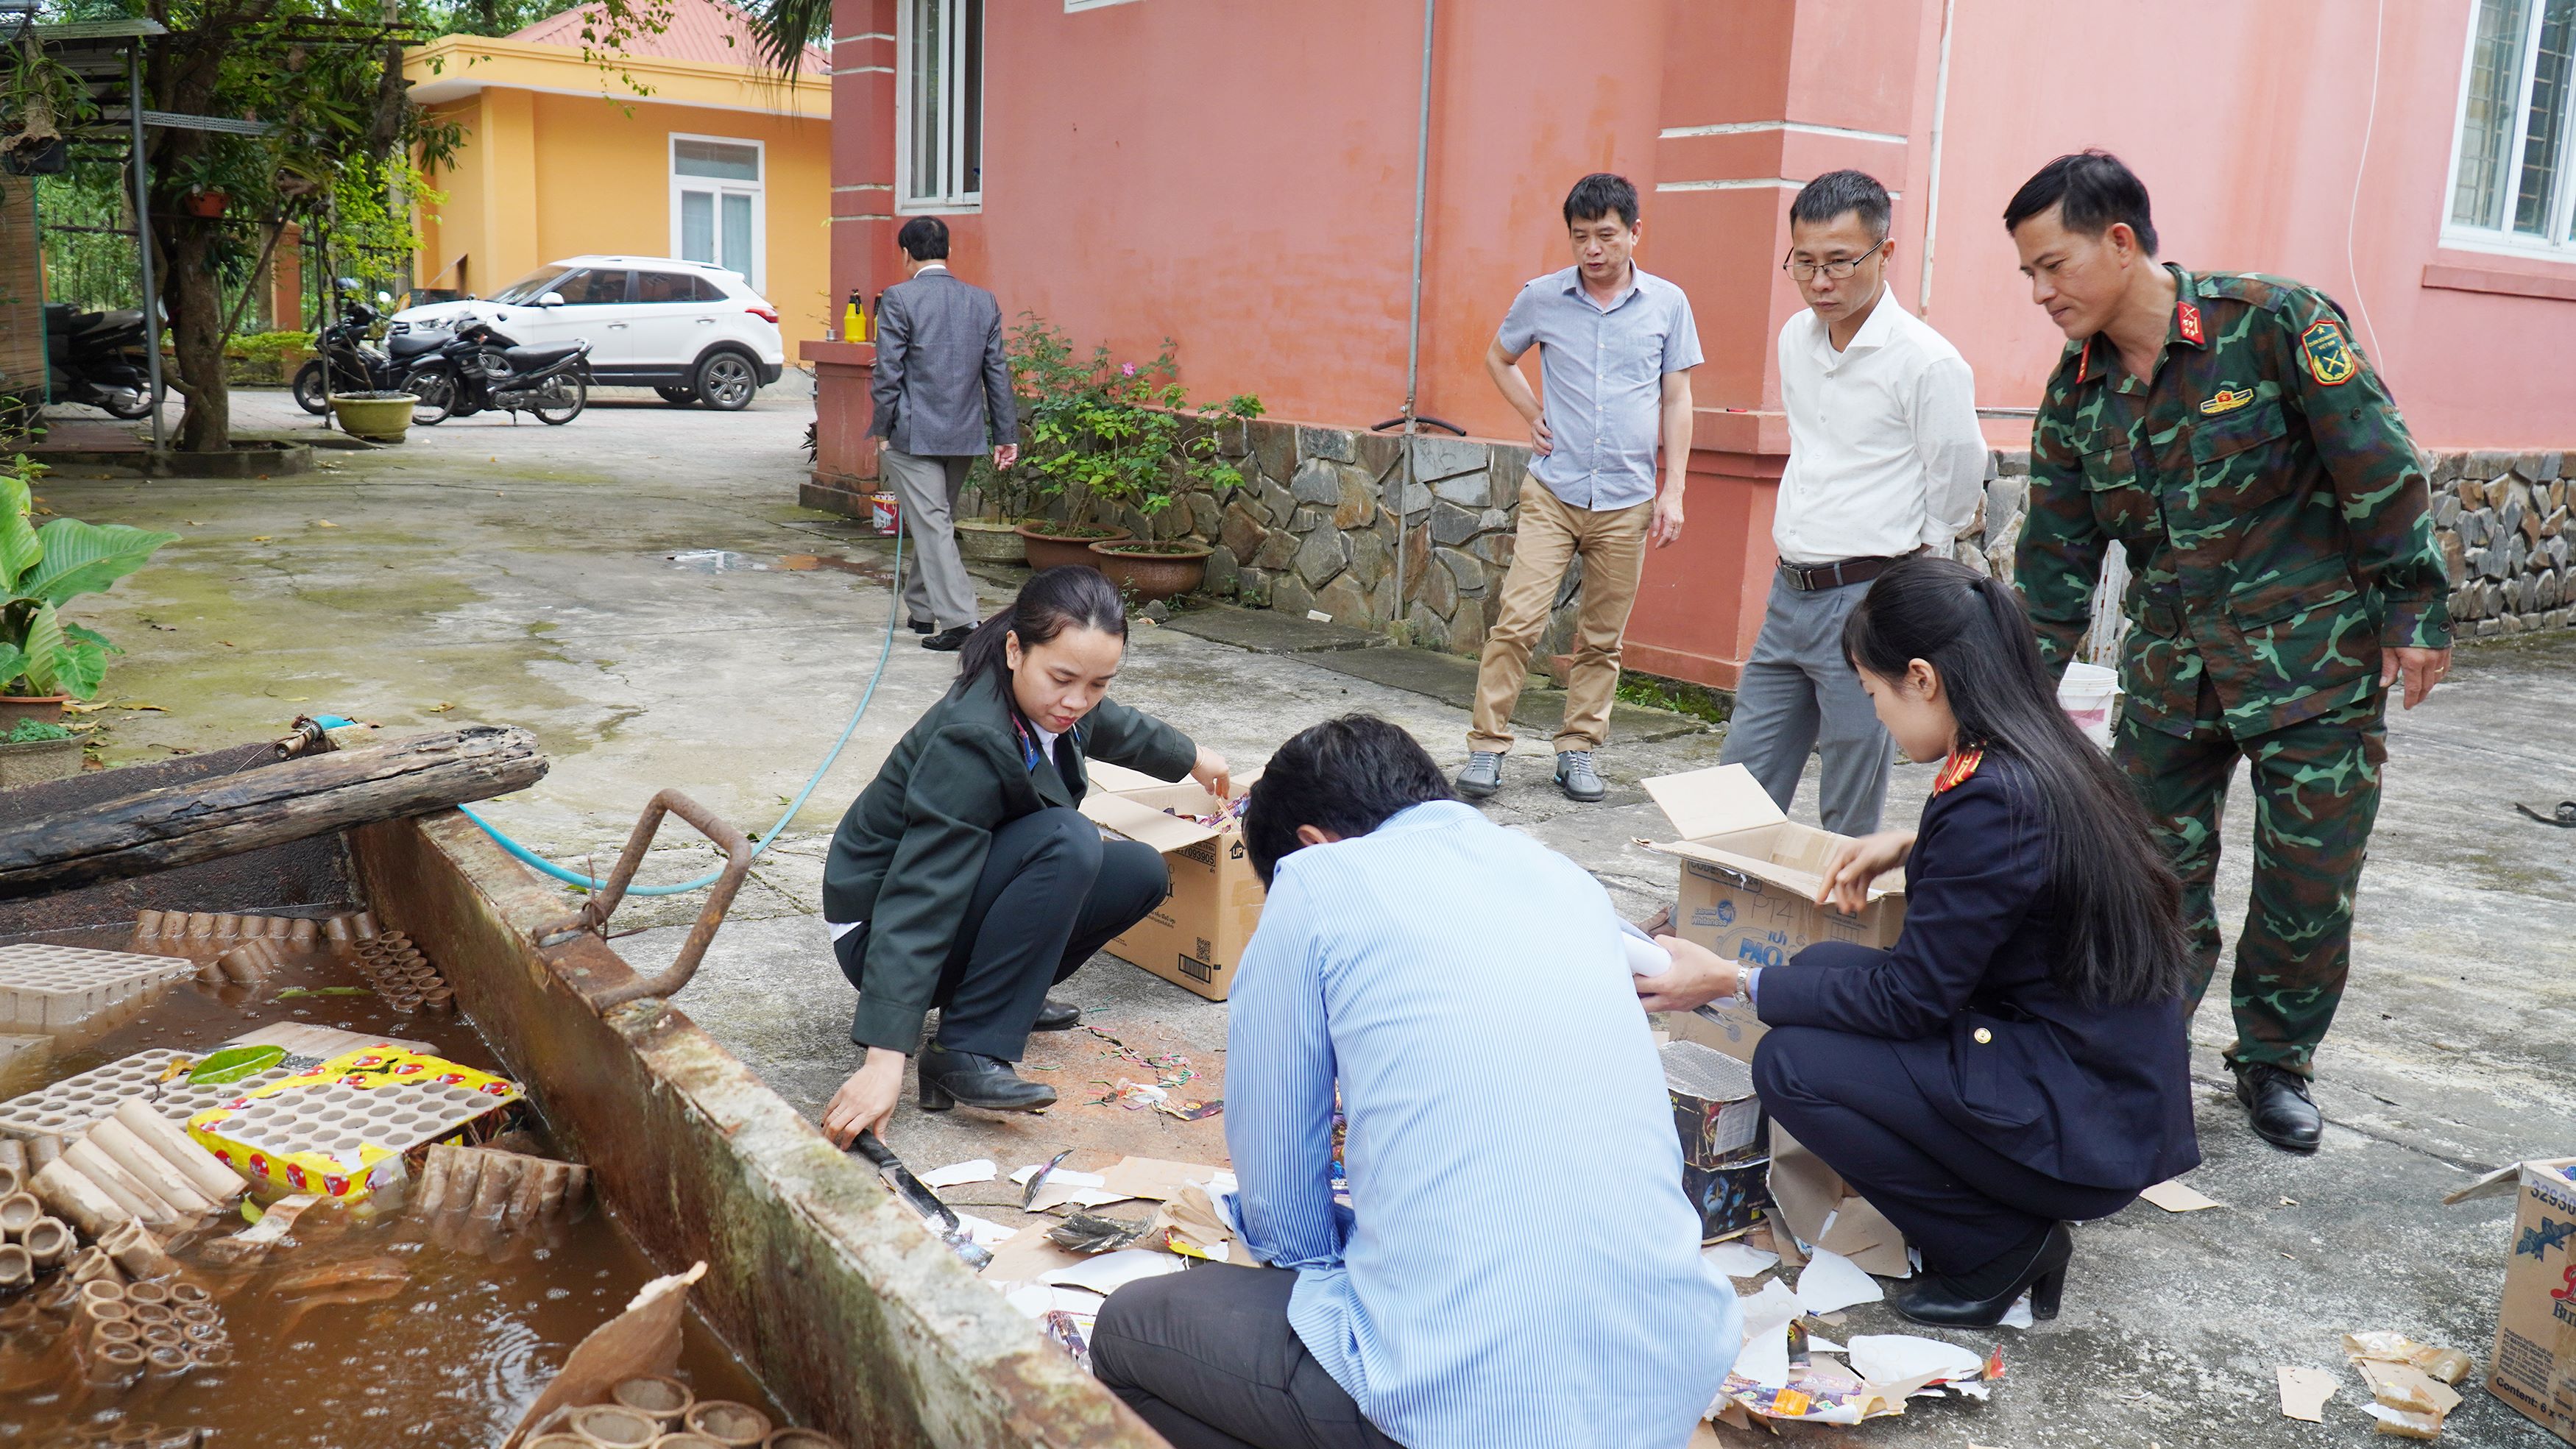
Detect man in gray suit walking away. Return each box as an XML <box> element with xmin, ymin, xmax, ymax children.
<box><xmin>871</xmin><ymin>216</ymin><xmax>1020</xmax><ymax>651</ymax></box>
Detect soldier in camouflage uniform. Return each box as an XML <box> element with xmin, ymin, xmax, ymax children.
<box><xmin>2002</xmin><ymin>152</ymin><xmax>2452</xmax><ymax>1153</ymax></box>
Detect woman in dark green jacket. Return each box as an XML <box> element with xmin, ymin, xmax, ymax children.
<box><xmin>818</xmin><ymin>566</ymin><xmax>1229</xmax><ymax>1144</ymax></box>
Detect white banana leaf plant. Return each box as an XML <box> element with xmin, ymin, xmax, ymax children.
<box><xmin>1</xmin><ymin>460</ymin><xmax>177</xmax><ymax>700</ymax></box>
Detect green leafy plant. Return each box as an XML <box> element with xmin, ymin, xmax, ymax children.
<box><xmin>229</xmin><ymin>330</ymin><xmax>318</xmax><ymax>361</ymax></box>
<box><xmin>1006</xmin><ymin>316</ymin><xmax>1263</xmax><ymax>534</ymax></box>
<box><xmin>4</xmin><ymin>717</ymin><xmax>71</xmax><ymax>743</ymax></box>
<box><xmin>1</xmin><ymin>456</ymin><xmax>177</xmax><ymax>699</ymax></box>
<box><xmin>187</xmin><ymin>1044</ymin><xmax>286</xmax><ymax>1085</ymax></box>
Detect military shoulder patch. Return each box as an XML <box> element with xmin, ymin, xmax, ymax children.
<box><xmin>2199</xmin><ymin>386</ymin><xmax>2255</xmax><ymax>415</ymax></box>
<box><xmin>2176</xmin><ymin>300</ymin><xmax>2204</xmax><ymax>346</ymax></box>
<box><xmin>2301</xmin><ymin>318</ymin><xmax>2358</xmax><ymax>386</ymax></box>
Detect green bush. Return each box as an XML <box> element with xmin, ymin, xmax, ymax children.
<box><xmin>230</xmin><ymin>330</ymin><xmax>316</xmax><ymax>360</ymax></box>
<box><xmin>1007</xmin><ymin>316</ymin><xmax>1262</xmax><ymax>525</ymax></box>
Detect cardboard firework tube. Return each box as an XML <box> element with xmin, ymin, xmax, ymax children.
<box><xmin>112</xmin><ymin>1101</ymin><xmax>246</xmax><ymax>1202</ymax></box>
<box><xmin>78</xmin><ymin>1277</ymin><xmax>126</xmax><ymax>1309</ymax></box>
<box><xmin>415</xmin><ymin>1145</ymin><xmax>461</xmax><ymax>1216</ymax></box>
<box><xmin>20</xmin><ymin>1215</ymin><xmax>70</xmax><ymax>1269</ymax></box>
<box><xmin>468</xmin><ymin>1151</ymin><xmax>522</xmax><ymax>1222</ymax></box>
<box><xmin>183</xmin><ymin>912</ymin><xmax>216</xmax><ymax>939</ymax></box>
<box><xmin>30</xmin><ymin>1159</ymin><xmax>132</xmax><ymax>1240</ymax></box>
<box><xmin>85</xmin><ymin>1121</ymin><xmax>216</xmax><ymax>1217</ymax></box>
<box><xmin>66</xmin><ymin>1246</ymin><xmax>121</xmax><ymax>1285</ymax></box>
<box><xmin>214</xmin><ymin>943</ymin><xmax>263</xmax><ymax>985</ymax></box>
<box><xmin>100</xmin><ymin>1219</ymin><xmax>176</xmax><ymax>1280</ymax></box>
<box><xmin>263</xmin><ymin>915</ymin><xmax>294</xmax><ymax>939</ymax></box>
<box><xmin>322</xmin><ymin>914</ymin><xmax>354</xmax><ymax>942</ymax></box>
<box><xmin>91</xmin><ymin>1319</ymin><xmax>141</xmax><ymax>1351</ymax></box>
<box><xmin>61</xmin><ymin>1141</ymin><xmax>177</xmax><ymax>1227</ymax></box>
<box><xmin>26</xmin><ymin>1135</ymin><xmax>60</xmax><ymax>1172</ymax></box>
<box><xmin>89</xmin><ymin>1339</ymin><xmax>145</xmax><ymax>1386</ymax></box>
<box><xmin>0</xmin><ymin>1139</ymin><xmax>22</xmax><ymax>1175</ymax></box>
<box><xmin>210</xmin><ymin>914</ymin><xmax>241</xmax><ymax>940</ymax></box>
<box><xmin>133</xmin><ymin>909</ymin><xmax>167</xmax><ymax>939</ymax></box>
<box><xmin>288</xmin><ymin>916</ymin><xmax>319</xmax><ymax>946</ymax></box>
<box><xmin>0</xmin><ymin>1241</ymin><xmax>27</xmax><ymax>1291</ymax></box>
<box><xmin>0</xmin><ymin>1189</ymin><xmax>40</xmax><ymax>1239</ymax></box>
<box><xmin>0</xmin><ymin>1163</ymin><xmax>18</xmax><ymax>1200</ymax></box>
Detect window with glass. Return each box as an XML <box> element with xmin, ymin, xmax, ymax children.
<box><xmin>902</xmin><ymin>0</ymin><xmax>983</xmax><ymax>209</ymax></box>
<box><xmin>670</xmin><ymin>136</ymin><xmax>765</xmax><ymax>290</ymax></box>
<box><xmin>2448</xmin><ymin>0</ymin><xmax>2576</xmax><ymax>253</ymax></box>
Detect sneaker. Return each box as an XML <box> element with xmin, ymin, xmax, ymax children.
<box><xmin>1554</xmin><ymin>750</ymin><xmax>1606</xmax><ymax>803</ymax></box>
<box><xmin>1455</xmin><ymin>751</ymin><xmax>1504</xmax><ymax>800</ymax></box>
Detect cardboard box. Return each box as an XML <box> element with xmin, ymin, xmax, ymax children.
<box><xmin>1639</xmin><ymin>764</ymin><xmax>1907</xmax><ymax>1030</ymax></box>
<box><xmin>1661</xmin><ymin>1039</ymin><xmax>1772</xmax><ymax>1241</ymax></box>
<box><xmin>2447</xmin><ymin>1156</ymin><xmax>2576</xmax><ymax>1443</ymax></box>
<box><xmin>1080</xmin><ymin>761</ymin><xmax>1267</xmax><ymax>1002</ymax></box>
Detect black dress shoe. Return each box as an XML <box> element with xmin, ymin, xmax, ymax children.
<box><xmin>1892</xmin><ymin>1221</ymin><xmax>2072</xmax><ymax>1328</ymax></box>
<box><xmin>2234</xmin><ymin>1062</ymin><xmax>2324</xmax><ymax>1152</ymax></box>
<box><xmin>907</xmin><ymin>617</ymin><xmax>933</xmax><ymax>635</ymax></box>
<box><xmin>921</xmin><ymin>625</ymin><xmax>973</xmax><ymax>652</ymax></box>
<box><xmin>918</xmin><ymin>1043</ymin><xmax>1058</xmax><ymax>1113</ymax></box>
<box><xmin>1033</xmin><ymin>996</ymin><xmax>1082</xmax><ymax>1032</ymax></box>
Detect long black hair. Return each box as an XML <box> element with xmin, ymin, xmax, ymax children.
<box><xmin>1842</xmin><ymin>556</ymin><xmax>2191</xmax><ymax>1007</ymax></box>
<box><xmin>953</xmin><ymin>565</ymin><xmax>1128</xmax><ymax>700</ymax></box>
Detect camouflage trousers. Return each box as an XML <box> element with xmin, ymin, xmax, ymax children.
<box><xmin>2115</xmin><ymin>693</ymin><xmax>2387</xmax><ymax>1077</ymax></box>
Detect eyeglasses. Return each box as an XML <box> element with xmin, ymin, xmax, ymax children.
<box><xmin>1781</xmin><ymin>239</ymin><xmax>1886</xmax><ymax>281</ymax></box>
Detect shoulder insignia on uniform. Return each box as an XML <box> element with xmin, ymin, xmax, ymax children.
<box><xmin>2199</xmin><ymin>386</ymin><xmax>2255</xmax><ymax>415</ymax></box>
<box><xmin>1933</xmin><ymin>745</ymin><xmax>1984</xmax><ymax>795</ymax></box>
<box><xmin>2176</xmin><ymin>300</ymin><xmax>2204</xmax><ymax>346</ymax></box>
<box><xmin>2301</xmin><ymin>318</ymin><xmax>2357</xmax><ymax>386</ymax></box>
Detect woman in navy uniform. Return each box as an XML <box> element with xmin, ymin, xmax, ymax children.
<box><xmin>1646</xmin><ymin>556</ymin><xmax>2197</xmax><ymax>1325</ymax></box>
<box><xmin>815</xmin><ymin>567</ymin><xmax>1229</xmax><ymax>1147</ymax></box>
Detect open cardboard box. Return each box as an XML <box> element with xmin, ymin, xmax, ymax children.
<box><xmin>1080</xmin><ymin>759</ymin><xmax>1267</xmax><ymax>1001</ymax></box>
<box><xmin>1641</xmin><ymin>763</ymin><xmax>1908</xmax><ymax>1064</ymax></box>
<box><xmin>2446</xmin><ymin>1156</ymin><xmax>2576</xmax><ymax>1443</ymax></box>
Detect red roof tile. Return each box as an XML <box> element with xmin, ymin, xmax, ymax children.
<box><xmin>509</xmin><ymin>0</ymin><xmax>826</xmax><ymax>76</ymax></box>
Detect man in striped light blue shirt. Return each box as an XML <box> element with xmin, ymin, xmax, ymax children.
<box><xmin>1091</xmin><ymin>715</ymin><xmax>1736</xmax><ymax>1449</ymax></box>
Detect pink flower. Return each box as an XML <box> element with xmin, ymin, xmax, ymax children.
<box><xmin>1121</xmin><ymin>363</ymin><xmax>1136</xmax><ymax>376</ymax></box>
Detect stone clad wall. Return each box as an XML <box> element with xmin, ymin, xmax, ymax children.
<box><xmin>1027</xmin><ymin>418</ymin><xmax>2571</xmax><ymax>660</ymax></box>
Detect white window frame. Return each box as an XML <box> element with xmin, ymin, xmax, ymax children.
<box><xmin>896</xmin><ymin>0</ymin><xmax>983</xmax><ymax>213</ymax></box>
<box><xmin>669</xmin><ymin>132</ymin><xmax>768</xmax><ymax>291</ymax></box>
<box><xmin>2440</xmin><ymin>0</ymin><xmax>2576</xmax><ymax>262</ymax></box>
<box><xmin>1064</xmin><ymin>0</ymin><xmax>1142</xmax><ymax>11</ymax></box>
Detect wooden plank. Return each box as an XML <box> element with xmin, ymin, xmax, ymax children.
<box><xmin>0</xmin><ymin>180</ymin><xmax>45</xmax><ymax>401</ymax></box>
<box><xmin>0</xmin><ymin>726</ymin><xmax>545</xmax><ymax>900</ymax></box>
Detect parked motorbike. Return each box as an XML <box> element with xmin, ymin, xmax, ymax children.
<box><xmin>400</xmin><ymin>318</ymin><xmax>591</xmax><ymax>427</ymax></box>
<box><xmin>293</xmin><ymin>298</ymin><xmax>445</xmax><ymax>414</ymax></box>
<box><xmin>40</xmin><ymin>304</ymin><xmax>155</xmax><ymax>419</ymax></box>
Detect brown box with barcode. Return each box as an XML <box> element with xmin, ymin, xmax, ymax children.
<box><xmin>1080</xmin><ymin>760</ymin><xmax>1267</xmax><ymax>1001</ymax></box>
<box><xmin>2447</xmin><ymin>1156</ymin><xmax>2576</xmax><ymax>1444</ymax></box>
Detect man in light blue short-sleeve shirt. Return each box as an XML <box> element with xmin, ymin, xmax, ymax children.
<box><xmin>1465</xmin><ymin>172</ymin><xmax>1702</xmax><ymax>807</ymax></box>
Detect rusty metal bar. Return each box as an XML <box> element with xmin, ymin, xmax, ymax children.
<box><xmin>535</xmin><ymin>790</ymin><xmax>754</xmax><ymax>1010</ymax></box>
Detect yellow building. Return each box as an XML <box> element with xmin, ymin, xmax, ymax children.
<box><xmin>404</xmin><ymin>0</ymin><xmax>832</xmax><ymax>338</ymax></box>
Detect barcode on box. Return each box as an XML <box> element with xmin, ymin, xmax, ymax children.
<box><xmin>1178</xmin><ymin>954</ymin><xmax>1214</xmax><ymax>983</ymax></box>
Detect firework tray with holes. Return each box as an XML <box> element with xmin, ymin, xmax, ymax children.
<box><xmin>186</xmin><ymin>1046</ymin><xmax>524</xmax><ymax>1201</ymax></box>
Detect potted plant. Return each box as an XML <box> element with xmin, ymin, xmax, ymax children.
<box><xmin>0</xmin><ymin>717</ymin><xmax>81</xmax><ymax>788</ymax></box>
<box><xmin>952</xmin><ymin>456</ymin><xmax>1032</xmax><ymax>566</ymax></box>
<box><xmin>1</xmin><ymin>455</ymin><xmax>177</xmax><ymax>726</ymax></box>
<box><xmin>181</xmin><ymin>189</ymin><xmax>230</xmax><ymax>219</ymax></box>
<box><xmin>328</xmin><ymin>391</ymin><xmax>419</xmax><ymax>442</ymax></box>
<box><xmin>1087</xmin><ymin>392</ymin><xmax>1264</xmax><ymax>603</ymax></box>
<box><xmin>1005</xmin><ymin>320</ymin><xmax>1139</xmax><ymax>567</ymax></box>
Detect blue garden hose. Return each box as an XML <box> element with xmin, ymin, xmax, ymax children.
<box><xmin>319</xmin><ymin>529</ymin><xmax>906</xmax><ymax>897</ymax></box>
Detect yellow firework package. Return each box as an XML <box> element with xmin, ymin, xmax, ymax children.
<box><xmin>187</xmin><ymin>1046</ymin><xmax>524</xmax><ymax>1201</ymax></box>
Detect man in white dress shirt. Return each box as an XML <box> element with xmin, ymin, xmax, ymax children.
<box><xmin>1719</xmin><ymin>169</ymin><xmax>1988</xmax><ymax>833</ymax></box>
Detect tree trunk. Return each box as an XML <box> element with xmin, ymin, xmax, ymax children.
<box><xmin>165</xmin><ymin>221</ymin><xmax>230</xmax><ymax>453</ymax></box>
<box><xmin>0</xmin><ymin>725</ymin><xmax>549</xmax><ymax>899</ymax></box>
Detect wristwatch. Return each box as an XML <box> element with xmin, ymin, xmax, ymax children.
<box><xmin>1733</xmin><ymin>966</ymin><xmax>1757</xmax><ymax>1008</ymax></box>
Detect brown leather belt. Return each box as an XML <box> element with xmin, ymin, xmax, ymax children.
<box><xmin>1777</xmin><ymin>554</ymin><xmax>1905</xmax><ymax>592</ymax></box>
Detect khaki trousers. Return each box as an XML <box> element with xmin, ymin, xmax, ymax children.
<box><xmin>1468</xmin><ymin>478</ymin><xmax>1652</xmax><ymax>754</ymax></box>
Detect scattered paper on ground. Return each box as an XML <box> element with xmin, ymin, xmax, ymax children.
<box><xmin>982</xmin><ymin>1226</ymin><xmax>1089</xmax><ymax>1285</ymax></box>
<box><xmin>1040</xmin><ymin>1247</ymin><xmax>1189</xmax><ymax>1295</ymax></box>
<box><xmin>1011</xmin><ymin>1163</ymin><xmax>1105</xmax><ymax>1188</ymax></box>
<box><xmin>1702</xmin><ymin>1239</ymin><xmax>1780</xmax><ymax>1278</ymax></box>
<box><xmin>1848</xmin><ymin>1333</ymin><xmax>1981</xmax><ymax>1386</ymax></box>
<box><xmin>2358</xmin><ymin>1359</ymin><xmax>2462</xmax><ymax>1417</ymax></box>
<box><xmin>949</xmin><ymin>1211</ymin><xmax>1014</xmax><ymax>1247</ymax></box>
<box><xmin>2276</xmin><ymin>1364</ymin><xmax>2337</xmax><ymax>1421</ymax></box>
<box><xmin>2140</xmin><ymin>1178</ymin><xmax>2225</xmax><ymax>1213</ymax></box>
<box><xmin>2362</xmin><ymin>1403</ymin><xmax>2445</xmax><ymax>1438</ymax></box>
<box><xmin>921</xmin><ymin>1158</ymin><xmax>996</xmax><ymax>1188</ymax></box>
<box><xmin>1795</xmin><ymin>1247</ymin><xmax>1885</xmax><ymax>1314</ymax></box>
<box><xmin>2000</xmin><ymin>1292</ymin><xmax>2034</xmax><ymax>1329</ymax></box>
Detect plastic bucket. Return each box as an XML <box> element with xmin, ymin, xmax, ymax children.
<box><xmin>868</xmin><ymin>492</ymin><xmax>901</xmax><ymax>536</ymax></box>
<box><xmin>2057</xmin><ymin>662</ymin><xmax>2120</xmax><ymax>749</ymax></box>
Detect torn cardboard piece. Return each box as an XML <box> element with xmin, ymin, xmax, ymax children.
<box><xmin>505</xmin><ymin>1261</ymin><xmax>707</xmax><ymax>1449</ymax></box>
<box><xmin>1097</xmin><ymin>1156</ymin><xmax>1227</xmax><ymax>1202</ymax></box>
<box><xmin>2139</xmin><ymin>1178</ymin><xmax>2224</xmax><ymax>1213</ymax></box>
<box><xmin>1794</xmin><ymin>1248</ymin><xmax>1883</xmax><ymax>1314</ymax></box>
<box><xmin>2358</xmin><ymin>1359</ymin><xmax>2463</xmax><ymax>1418</ymax></box>
<box><xmin>2276</xmin><ymin>1365</ymin><xmax>2336</xmax><ymax>1422</ymax></box>
<box><xmin>1768</xmin><ymin>1124</ymin><xmax>1912</xmax><ymax>1278</ymax></box>
<box><xmin>921</xmin><ymin>1158</ymin><xmax>995</xmax><ymax>1189</ymax></box>
<box><xmin>982</xmin><ymin>1225</ymin><xmax>1091</xmax><ymax>1286</ymax></box>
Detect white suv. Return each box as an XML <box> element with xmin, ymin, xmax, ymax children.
<box><xmin>390</xmin><ymin>256</ymin><xmax>785</xmax><ymax>410</ymax></box>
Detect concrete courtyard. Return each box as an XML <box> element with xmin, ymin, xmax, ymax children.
<box><xmin>31</xmin><ymin>386</ymin><xmax>2576</xmax><ymax>1446</ymax></box>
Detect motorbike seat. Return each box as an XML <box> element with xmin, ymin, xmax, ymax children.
<box><xmin>70</xmin><ymin>310</ymin><xmax>144</xmax><ymax>338</ymax></box>
<box><xmin>386</xmin><ymin>331</ymin><xmax>445</xmax><ymax>360</ymax></box>
<box><xmin>502</xmin><ymin>342</ymin><xmax>584</xmax><ymax>368</ymax></box>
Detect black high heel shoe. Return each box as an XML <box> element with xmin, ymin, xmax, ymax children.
<box><xmin>1890</xmin><ymin>1222</ymin><xmax>2072</xmax><ymax>1328</ymax></box>
<box><xmin>917</xmin><ymin>1042</ymin><xmax>1058</xmax><ymax>1113</ymax></box>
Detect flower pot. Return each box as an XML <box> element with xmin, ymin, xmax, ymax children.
<box><xmin>0</xmin><ymin>695</ymin><xmax>68</xmax><ymax>729</ymax></box>
<box><xmin>953</xmin><ymin>517</ymin><xmax>1029</xmax><ymax>566</ymax></box>
<box><xmin>328</xmin><ymin>392</ymin><xmax>417</xmax><ymax>443</ymax></box>
<box><xmin>1088</xmin><ymin>539</ymin><xmax>1212</xmax><ymax>603</ymax></box>
<box><xmin>180</xmin><ymin>190</ymin><xmax>228</xmax><ymax>219</ymax></box>
<box><xmin>0</xmin><ymin>732</ymin><xmax>80</xmax><ymax>786</ymax></box>
<box><xmin>1015</xmin><ymin>522</ymin><xmax>1130</xmax><ymax>572</ymax></box>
